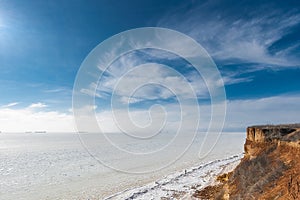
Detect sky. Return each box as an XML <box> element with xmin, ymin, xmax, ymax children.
<box><xmin>0</xmin><ymin>0</ymin><xmax>299</xmax><ymax>132</ymax></box>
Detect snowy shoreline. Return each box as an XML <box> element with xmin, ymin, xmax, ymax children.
<box><xmin>105</xmin><ymin>154</ymin><xmax>243</xmax><ymax>200</ymax></box>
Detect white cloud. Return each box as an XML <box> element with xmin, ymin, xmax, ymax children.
<box><xmin>79</xmin><ymin>27</ymin><xmax>250</xmax><ymax>106</ymax></box>
<box><xmin>95</xmin><ymin>95</ymin><xmax>300</xmax><ymax>133</ymax></box>
<box><xmin>84</xmin><ymin>62</ymin><xmax>209</xmax><ymax>104</ymax></box>
<box><xmin>1</xmin><ymin>95</ymin><xmax>299</xmax><ymax>133</ymax></box>
<box><xmin>28</xmin><ymin>102</ymin><xmax>48</xmax><ymax>109</ymax></box>
<box><xmin>0</xmin><ymin>105</ymin><xmax>75</xmax><ymax>132</ymax></box>
<box><xmin>225</xmin><ymin>95</ymin><xmax>300</xmax><ymax>130</ymax></box>
<box><xmin>2</xmin><ymin>102</ymin><xmax>19</xmax><ymax>108</ymax></box>
<box><xmin>110</xmin><ymin>63</ymin><xmax>196</xmax><ymax>99</ymax></box>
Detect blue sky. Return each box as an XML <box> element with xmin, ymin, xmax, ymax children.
<box><xmin>0</xmin><ymin>0</ymin><xmax>299</xmax><ymax>132</ymax></box>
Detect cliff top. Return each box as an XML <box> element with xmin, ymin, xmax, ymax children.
<box><xmin>248</xmin><ymin>123</ymin><xmax>300</xmax><ymax>129</ymax></box>
<box><xmin>247</xmin><ymin>123</ymin><xmax>300</xmax><ymax>142</ymax></box>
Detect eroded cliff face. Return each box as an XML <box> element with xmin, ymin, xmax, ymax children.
<box><xmin>245</xmin><ymin>125</ymin><xmax>300</xmax><ymax>159</ymax></box>
<box><xmin>228</xmin><ymin>125</ymin><xmax>300</xmax><ymax>200</ymax></box>
<box><xmin>195</xmin><ymin>124</ymin><xmax>300</xmax><ymax>200</ymax></box>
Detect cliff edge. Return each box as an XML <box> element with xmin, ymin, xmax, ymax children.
<box><xmin>194</xmin><ymin>124</ymin><xmax>300</xmax><ymax>200</ymax></box>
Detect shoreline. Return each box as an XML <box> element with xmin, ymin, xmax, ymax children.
<box><xmin>104</xmin><ymin>154</ymin><xmax>243</xmax><ymax>200</ymax></box>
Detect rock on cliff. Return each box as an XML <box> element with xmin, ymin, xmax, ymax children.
<box><xmin>195</xmin><ymin>124</ymin><xmax>300</xmax><ymax>200</ymax></box>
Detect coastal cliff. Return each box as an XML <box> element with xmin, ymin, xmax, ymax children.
<box><xmin>195</xmin><ymin>124</ymin><xmax>300</xmax><ymax>200</ymax></box>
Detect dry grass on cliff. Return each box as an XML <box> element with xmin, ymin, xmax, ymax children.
<box><xmin>229</xmin><ymin>143</ymin><xmax>300</xmax><ymax>199</ymax></box>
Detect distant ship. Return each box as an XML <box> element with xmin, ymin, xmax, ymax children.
<box><xmin>78</xmin><ymin>131</ymin><xmax>88</xmax><ymax>133</ymax></box>
<box><xmin>34</xmin><ymin>131</ymin><xmax>47</xmax><ymax>133</ymax></box>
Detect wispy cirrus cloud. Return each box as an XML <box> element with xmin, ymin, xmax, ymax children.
<box><xmin>158</xmin><ymin>0</ymin><xmax>300</xmax><ymax>67</ymax></box>
<box><xmin>42</xmin><ymin>87</ymin><xmax>70</xmax><ymax>93</ymax></box>
<box><xmin>1</xmin><ymin>102</ymin><xmax>19</xmax><ymax>108</ymax></box>
<box><xmin>81</xmin><ymin>51</ymin><xmax>210</xmax><ymax>105</ymax></box>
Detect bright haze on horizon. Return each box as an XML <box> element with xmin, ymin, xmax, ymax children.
<box><xmin>0</xmin><ymin>0</ymin><xmax>299</xmax><ymax>132</ymax></box>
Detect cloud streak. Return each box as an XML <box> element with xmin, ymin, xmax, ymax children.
<box><xmin>82</xmin><ymin>52</ymin><xmax>210</xmax><ymax>105</ymax></box>
<box><xmin>1</xmin><ymin>102</ymin><xmax>19</xmax><ymax>108</ymax></box>
<box><xmin>225</xmin><ymin>95</ymin><xmax>300</xmax><ymax>131</ymax></box>
<box><xmin>95</xmin><ymin>94</ymin><xmax>300</xmax><ymax>133</ymax></box>
<box><xmin>158</xmin><ymin>0</ymin><xmax>300</xmax><ymax>67</ymax></box>
<box><xmin>1</xmin><ymin>94</ymin><xmax>299</xmax><ymax>133</ymax></box>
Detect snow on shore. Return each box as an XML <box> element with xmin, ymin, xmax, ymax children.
<box><xmin>105</xmin><ymin>154</ymin><xmax>243</xmax><ymax>200</ymax></box>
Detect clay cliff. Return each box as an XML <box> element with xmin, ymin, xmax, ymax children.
<box><xmin>194</xmin><ymin>124</ymin><xmax>300</xmax><ymax>200</ymax></box>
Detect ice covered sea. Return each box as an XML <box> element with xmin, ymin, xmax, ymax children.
<box><xmin>0</xmin><ymin>132</ymin><xmax>245</xmax><ymax>199</ymax></box>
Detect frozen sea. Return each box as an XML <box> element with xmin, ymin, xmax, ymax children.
<box><xmin>0</xmin><ymin>132</ymin><xmax>245</xmax><ymax>199</ymax></box>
